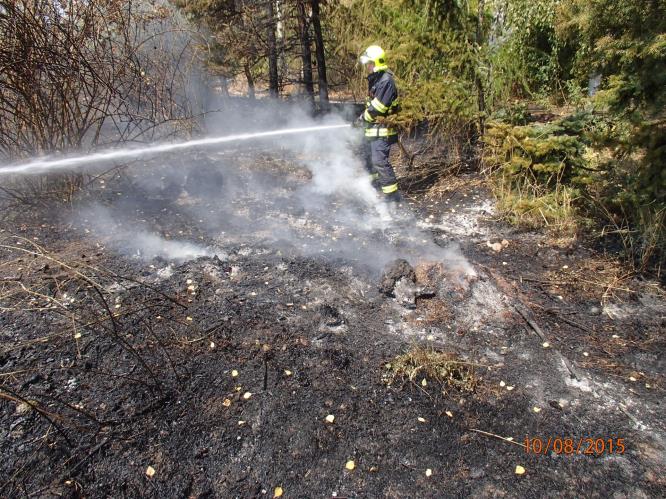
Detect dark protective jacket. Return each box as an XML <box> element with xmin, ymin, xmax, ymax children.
<box><xmin>362</xmin><ymin>70</ymin><xmax>400</xmax><ymax>137</ymax></box>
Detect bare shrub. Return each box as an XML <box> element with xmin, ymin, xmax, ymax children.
<box><xmin>0</xmin><ymin>0</ymin><xmax>203</xmax><ymax>203</ymax></box>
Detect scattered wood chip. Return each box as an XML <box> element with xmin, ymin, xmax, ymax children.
<box><xmin>209</xmin><ymin>341</ymin><xmax>215</xmax><ymax>350</ymax></box>
<box><xmin>629</xmin><ymin>376</ymin><xmax>637</xmax><ymax>381</ymax></box>
<box><xmin>583</xmin><ymin>351</ymin><xmax>589</xmax><ymax>357</ymax></box>
<box><xmin>542</xmin><ymin>342</ymin><xmax>550</xmax><ymax>348</ymax></box>
<box><xmin>369</xmin><ymin>466</ymin><xmax>378</xmax><ymax>472</ymax></box>
<box><xmin>345</xmin><ymin>460</ymin><xmax>355</xmax><ymax>471</ymax></box>
<box><xmin>515</xmin><ymin>465</ymin><xmax>526</xmax><ymax>475</ymax></box>
<box><xmin>421</xmin><ymin>378</ymin><xmax>427</xmax><ymax>387</ymax></box>
<box><xmin>231</xmin><ymin>369</ymin><xmax>239</xmax><ymax>377</ymax></box>
<box><xmin>325</xmin><ymin>414</ymin><xmax>335</xmax><ymax>424</ymax></box>
<box><xmin>74</xmin><ymin>332</ymin><xmax>82</xmax><ymax>339</ymax></box>
<box><xmin>487</xmin><ymin>241</ymin><xmax>503</xmax><ymax>252</ymax></box>
<box><xmin>533</xmin><ymin>407</ymin><xmax>541</xmax><ymax>413</ymax></box>
<box><xmin>445</xmin><ymin>411</ymin><xmax>453</xmax><ymax>418</ymax></box>
<box><xmin>499</xmin><ymin>381</ymin><xmax>506</xmax><ymax>387</ymax></box>
<box><xmin>284</xmin><ymin>369</ymin><xmax>293</xmax><ymax>376</ymax></box>
<box><xmin>145</xmin><ymin>466</ymin><xmax>156</xmax><ymax>477</ymax></box>
<box><xmin>15</xmin><ymin>402</ymin><xmax>31</xmax><ymax>415</ymax></box>
<box><xmin>186</xmin><ymin>316</ymin><xmax>193</xmax><ymax>322</ymax></box>
<box><xmin>243</xmin><ymin>392</ymin><xmax>252</xmax><ymax>400</ymax></box>
<box><xmin>273</xmin><ymin>486</ymin><xmax>283</xmax><ymax>498</ymax></box>
<box><xmin>238</xmin><ymin>420</ymin><xmax>246</xmax><ymax>425</ymax></box>
<box><xmin>417</xmin><ymin>417</ymin><xmax>427</xmax><ymax>423</ymax></box>
<box><xmin>222</xmin><ymin>398</ymin><xmax>232</xmax><ymax>407</ymax></box>
<box><xmin>425</xmin><ymin>468</ymin><xmax>433</xmax><ymax>477</ymax></box>
<box><xmin>506</xmin><ymin>386</ymin><xmax>515</xmax><ymax>391</ymax></box>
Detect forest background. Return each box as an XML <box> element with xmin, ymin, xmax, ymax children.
<box><xmin>1</xmin><ymin>0</ymin><xmax>664</xmax><ymax>274</ymax></box>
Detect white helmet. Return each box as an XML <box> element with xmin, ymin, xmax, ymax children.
<box><xmin>359</xmin><ymin>45</ymin><xmax>387</xmax><ymax>71</ymax></box>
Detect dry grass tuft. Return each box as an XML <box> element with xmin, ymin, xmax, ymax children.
<box><xmin>492</xmin><ymin>177</ymin><xmax>581</xmax><ymax>240</ymax></box>
<box><xmin>387</xmin><ymin>347</ymin><xmax>478</xmax><ymax>394</ymax></box>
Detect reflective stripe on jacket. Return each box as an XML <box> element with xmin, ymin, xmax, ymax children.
<box><xmin>362</xmin><ymin>70</ymin><xmax>399</xmax><ymax>137</ymax></box>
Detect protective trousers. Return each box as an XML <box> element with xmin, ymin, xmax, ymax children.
<box><xmin>363</xmin><ymin>135</ymin><xmax>399</xmax><ymax>194</ymax></box>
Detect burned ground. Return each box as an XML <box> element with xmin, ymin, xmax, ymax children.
<box><xmin>1</xmin><ymin>148</ymin><xmax>664</xmax><ymax>498</ymax></box>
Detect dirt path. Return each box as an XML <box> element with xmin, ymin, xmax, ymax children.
<box><xmin>0</xmin><ymin>152</ymin><xmax>664</xmax><ymax>498</ymax></box>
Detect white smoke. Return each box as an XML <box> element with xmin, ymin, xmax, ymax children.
<box><xmin>63</xmin><ymin>101</ymin><xmax>474</xmax><ymax>276</ymax></box>
<box><xmin>129</xmin><ymin>233</ymin><xmax>212</xmax><ymax>262</ymax></box>
<box><xmin>78</xmin><ymin>205</ymin><xmax>213</xmax><ymax>263</ymax></box>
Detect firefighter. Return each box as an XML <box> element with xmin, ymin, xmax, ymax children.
<box><xmin>358</xmin><ymin>45</ymin><xmax>402</xmax><ymax>204</ymax></box>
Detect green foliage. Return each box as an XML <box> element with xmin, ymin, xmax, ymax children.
<box><xmin>328</xmin><ymin>0</ymin><xmax>482</xmax><ymax>131</ymax></box>
<box><xmin>486</xmin><ymin>111</ymin><xmax>665</xmax><ymax>271</ymax></box>
<box><xmin>484</xmin><ymin>0</ymin><xmax>664</xmax><ymax>272</ymax></box>
<box><xmin>489</xmin><ymin>102</ymin><xmax>530</xmax><ymax>125</ymax></box>
<box><xmin>557</xmin><ymin>0</ymin><xmax>666</xmax><ymax>117</ymax></box>
<box><xmin>483</xmin><ymin>0</ymin><xmax>567</xmax><ymax>105</ymax></box>
<box><xmin>484</xmin><ymin>112</ymin><xmax>593</xmax><ymax>187</ymax></box>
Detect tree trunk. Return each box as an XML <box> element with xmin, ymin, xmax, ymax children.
<box><xmin>296</xmin><ymin>0</ymin><xmax>314</xmax><ymax>106</ymax></box>
<box><xmin>475</xmin><ymin>0</ymin><xmax>486</xmax><ymax>136</ymax></box>
<box><xmin>310</xmin><ymin>0</ymin><xmax>329</xmax><ymax>111</ymax></box>
<box><xmin>266</xmin><ymin>0</ymin><xmax>279</xmax><ymax>98</ymax></box>
<box><xmin>244</xmin><ymin>62</ymin><xmax>255</xmax><ymax>100</ymax></box>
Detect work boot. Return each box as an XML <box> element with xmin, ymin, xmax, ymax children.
<box><xmin>384</xmin><ymin>190</ymin><xmax>403</xmax><ymax>205</ymax></box>
<box><xmin>382</xmin><ymin>191</ymin><xmax>406</xmax><ymax>223</ymax></box>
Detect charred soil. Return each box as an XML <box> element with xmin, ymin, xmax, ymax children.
<box><xmin>1</xmin><ymin>150</ymin><xmax>664</xmax><ymax>498</ymax></box>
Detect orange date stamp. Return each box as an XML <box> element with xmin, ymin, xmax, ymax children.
<box><xmin>524</xmin><ymin>437</ymin><xmax>625</xmax><ymax>456</ymax></box>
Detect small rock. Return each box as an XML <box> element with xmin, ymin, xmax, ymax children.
<box><xmin>393</xmin><ymin>277</ymin><xmax>418</xmax><ymax>309</ymax></box>
<box><xmin>548</xmin><ymin>400</ymin><xmax>563</xmax><ymax>410</ymax></box>
<box><xmin>379</xmin><ymin>259</ymin><xmax>416</xmax><ymax>296</ymax></box>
